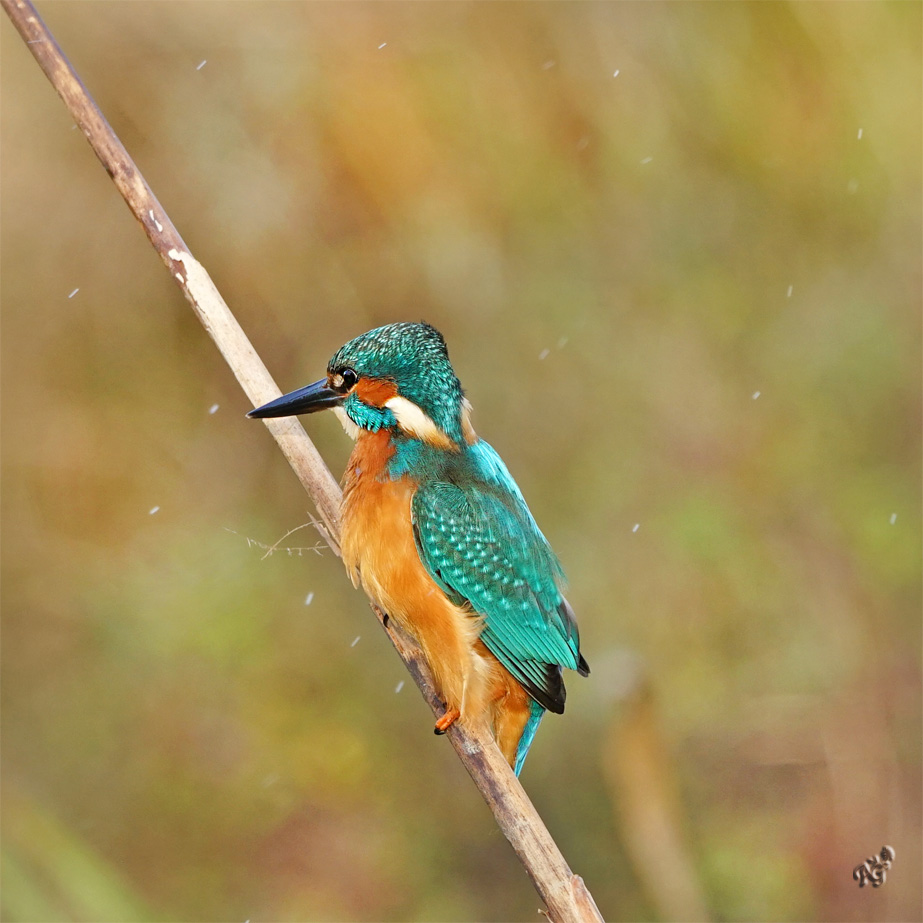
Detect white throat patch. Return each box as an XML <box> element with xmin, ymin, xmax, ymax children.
<box><xmin>332</xmin><ymin>406</ymin><xmax>360</xmax><ymax>440</ymax></box>
<box><xmin>384</xmin><ymin>395</ymin><xmax>454</xmax><ymax>449</ymax></box>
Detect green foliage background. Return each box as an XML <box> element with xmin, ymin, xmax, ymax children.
<box><xmin>2</xmin><ymin>3</ymin><xmax>920</xmax><ymax>921</ymax></box>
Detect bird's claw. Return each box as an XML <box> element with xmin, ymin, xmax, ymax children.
<box><xmin>434</xmin><ymin>707</ymin><xmax>460</xmax><ymax>735</ymax></box>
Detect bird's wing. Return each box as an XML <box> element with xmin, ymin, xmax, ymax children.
<box><xmin>410</xmin><ymin>444</ymin><xmax>587</xmax><ymax>713</ymax></box>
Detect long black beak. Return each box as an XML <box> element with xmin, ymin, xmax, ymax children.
<box><xmin>247</xmin><ymin>379</ymin><xmax>344</xmax><ymax>419</ymax></box>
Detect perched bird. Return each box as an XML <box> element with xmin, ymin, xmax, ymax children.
<box><xmin>249</xmin><ymin>322</ymin><xmax>588</xmax><ymax>774</ymax></box>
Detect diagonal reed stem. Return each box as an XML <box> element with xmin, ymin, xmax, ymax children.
<box><xmin>3</xmin><ymin>2</ymin><xmax>604</xmax><ymax>919</ymax></box>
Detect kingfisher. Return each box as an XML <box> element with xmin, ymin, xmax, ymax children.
<box><xmin>249</xmin><ymin>322</ymin><xmax>588</xmax><ymax>774</ymax></box>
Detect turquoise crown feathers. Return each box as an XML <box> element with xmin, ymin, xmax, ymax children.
<box><xmin>329</xmin><ymin>322</ymin><xmax>465</xmax><ymax>442</ymax></box>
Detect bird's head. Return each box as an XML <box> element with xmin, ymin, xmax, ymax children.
<box><xmin>248</xmin><ymin>322</ymin><xmax>473</xmax><ymax>449</ymax></box>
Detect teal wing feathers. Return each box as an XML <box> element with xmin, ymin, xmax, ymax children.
<box><xmin>410</xmin><ymin>440</ymin><xmax>589</xmax><ymax>713</ymax></box>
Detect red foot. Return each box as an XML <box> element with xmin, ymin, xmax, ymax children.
<box><xmin>434</xmin><ymin>707</ymin><xmax>461</xmax><ymax>735</ymax></box>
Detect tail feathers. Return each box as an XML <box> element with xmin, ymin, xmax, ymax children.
<box><xmin>577</xmin><ymin>652</ymin><xmax>590</xmax><ymax>677</ymax></box>
<box><xmin>513</xmin><ymin>699</ymin><xmax>546</xmax><ymax>776</ymax></box>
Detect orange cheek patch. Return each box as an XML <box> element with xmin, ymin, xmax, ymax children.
<box><xmin>354</xmin><ymin>377</ymin><xmax>399</xmax><ymax>407</ymax></box>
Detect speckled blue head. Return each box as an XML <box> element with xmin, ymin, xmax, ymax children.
<box><xmin>329</xmin><ymin>322</ymin><xmax>466</xmax><ymax>443</ymax></box>
<box><xmin>248</xmin><ymin>322</ymin><xmax>469</xmax><ymax>446</ymax></box>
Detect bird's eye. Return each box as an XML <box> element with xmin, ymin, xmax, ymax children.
<box><xmin>339</xmin><ymin>368</ymin><xmax>358</xmax><ymax>390</ymax></box>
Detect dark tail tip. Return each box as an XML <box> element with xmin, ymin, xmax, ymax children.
<box><xmin>577</xmin><ymin>653</ymin><xmax>590</xmax><ymax>677</ymax></box>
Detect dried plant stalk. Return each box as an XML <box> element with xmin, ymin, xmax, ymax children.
<box><xmin>3</xmin><ymin>2</ymin><xmax>604</xmax><ymax>920</ymax></box>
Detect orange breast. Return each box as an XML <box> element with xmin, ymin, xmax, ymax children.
<box><xmin>339</xmin><ymin>429</ymin><xmax>491</xmax><ymax>720</ymax></box>
<box><xmin>340</xmin><ymin>429</ymin><xmax>444</xmax><ymax>629</ymax></box>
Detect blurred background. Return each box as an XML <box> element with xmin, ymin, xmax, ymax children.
<box><xmin>2</xmin><ymin>3</ymin><xmax>920</xmax><ymax>921</ymax></box>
